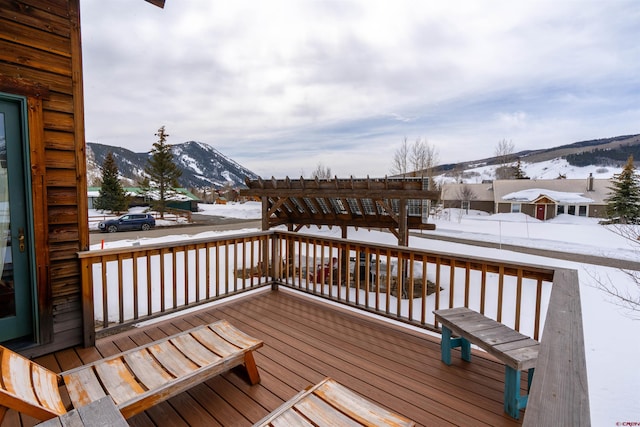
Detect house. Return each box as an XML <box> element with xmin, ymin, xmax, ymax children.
<box><xmin>440</xmin><ymin>181</ymin><xmax>495</xmax><ymax>213</ymax></box>
<box><xmin>441</xmin><ymin>175</ymin><xmax>610</xmax><ymax>220</ymax></box>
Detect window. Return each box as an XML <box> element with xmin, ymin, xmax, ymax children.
<box><xmin>557</xmin><ymin>205</ymin><xmax>565</xmax><ymax>215</ymax></box>
<box><xmin>568</xmin><ymin>205</ymin><xmax>576</xmax><ymax>215</ymax></box>
<box><xmin>511</xmin><ymin>203</ymin><xmax>521</xmax><ymax>213</ymax></box>
<box><xmin>579</xmin><ymin>206</ymin><xmax>587</xmax><ymax>217</ymax></box>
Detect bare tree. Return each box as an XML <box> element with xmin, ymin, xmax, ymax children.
<box><xmin>391</xmin><ymin>137</ymin><xmax>439</xmax><ymax>185</ymax></box>
<box><xmin>390</xmin><ymin>137</ymin><xmax>410</xmax><ymax>176</ymax></box>
<box><xmin>455</xmin><ymin>184</ymin><xmax>477</xmax><ymax>221</ymax></box>
<box><xmin>494</xmin><ymin>139</ymin><xmax>516</xmax><ymax>179</ymax></box>
<box><xmin>456</xmin><ymin>184</ymin><xmax>477</xmax><ymax>204</ymax></box>
<box><xmin>495</xmin><ymin>139</ymin><xmax>515</xmax><ymax>166</ymax></box>
<box><xmin>410</xmin><ymin>138</ymin><xmax>439</xmax><ymax>189</ymax></box>
<box><xmin>591</xmin><ymin>224</ymin><xmax>640</xmax><ymax>318</ymax></box>
<box><xmin>310</xmin><ymin>162</ymin><xmax>332</xmax><ymax>179</ymax></box>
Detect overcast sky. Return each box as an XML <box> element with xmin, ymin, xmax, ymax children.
<box><xmin>80</xmin><ymin>1</ymin><xmax>640</xmax><ymax>178</ymax></box>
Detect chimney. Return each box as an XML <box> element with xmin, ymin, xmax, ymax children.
<box><xmin>587</xmin><ymin>173</ymin><xmax>594</xmax><ymax>191</ymax></box>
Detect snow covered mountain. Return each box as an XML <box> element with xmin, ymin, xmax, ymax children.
<box><xmin>87</xmin><ymin>141</ymin><xmax>259</xmax><ymax>189</ymax></box>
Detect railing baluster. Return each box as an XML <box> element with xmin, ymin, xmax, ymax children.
<box><xmin>464</xmin><ymin>261</ymin><xmax>471</xmax><ymax>307</ymax></box>
<box><xmin>118</xmin><ymin>254</ymin><xmax>124</xmax><ymax>324</ymax></box>
<box><xmin>101</xmin><ymin>258</ymin><xmax>108</xmax><ymax>328</ymax></box>
<box><xmin>132</xmin><ymin>253</ymin><xmax>138</xmax><ymax>320</ymax></box>
<box><xmin>515</xmin><ymin>269</ymin><xmax>523</xmax><ymax>331</ymax></box>
<box><xmin>497</xmin><ymin>265</ymin><xmax>504</xmax><ymax>322</ymax></box>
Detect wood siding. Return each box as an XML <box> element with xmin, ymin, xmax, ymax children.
<box><xmin>0</xmin><ymin>0</ymin><xmax>89</xmax><ymax>355</ymax></box>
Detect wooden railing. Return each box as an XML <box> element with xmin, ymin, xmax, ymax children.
<box><xmin>78</xmin><ymin>231</ymin><xmax>272</xmax><ymax>346</ymax></box>
<box><xmin>272</xmin><ymin>231</ymin><xmax>555</xmax><ymax>338</ymax></box>
<box><xmin>79</xmin><ymin>230</ymin><xmax>555</xmax><ymax>346</ymax></box>
<box><xmin>78</xmin><ymin>230</ymin><xmax>586</xmax><ymax>423</ymax></box>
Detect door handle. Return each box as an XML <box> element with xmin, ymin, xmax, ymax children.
<box><xmin>18</xmin><ymin>227</ymin><xmax>25</xmax><ymax>252</ymax></box>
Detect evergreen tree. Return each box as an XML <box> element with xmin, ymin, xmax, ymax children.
<box><xmin>94</xmin><ymin>152</ymin><xmax>128</xmax><ymax>213</ymax></box>
<box><xmin>606</xmin><ymin>155</ymin><xmax>640</xmax><ymax>223</ymax></box>
<box><xmin>513</xmin><ymin>158</ymin><xmax>528</xmax><ymax>179</ymax></box>
<box><xmin>144</xmin><ymin>126</ymin><xmax>182</xmax><ymax>218</ymax></box>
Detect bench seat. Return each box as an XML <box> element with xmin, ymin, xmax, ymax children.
<box><xmin>433</xmin><ymin>307</ymin><xmax>539</xmax><ymax>419</ymax></box>
<box><xmin>0</xmin><ymin>320</ymin><xmax>263</xmax><ymax>422</ymax></box>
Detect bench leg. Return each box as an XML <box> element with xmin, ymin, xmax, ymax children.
<box><xmin>440</xmin><ymin>326</ymin><xmax>471</xmax><ymax>365</ymax></box>
<box><xmin>504</xmin><ymin>366</ymin><xmax>530</xmax><ymax>419</ymax></box>
<box><xmin>244</xmin><ymin>351</ymin><xmax>261</xmax><ymax>385</ymax></box>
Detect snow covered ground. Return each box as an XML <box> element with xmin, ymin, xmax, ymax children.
<box><xmin>93</xmin><ymin>201</ymin><xmax>639</xmax><ymax>425</ymax></box>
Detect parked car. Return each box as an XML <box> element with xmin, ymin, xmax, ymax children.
<box><xmin>98</xmin><ymin>213</ymin><xmax>156</xmax><ymax>233</ymax></box>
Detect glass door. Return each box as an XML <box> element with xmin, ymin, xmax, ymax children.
<box><xmin>0</xmin><ymin>97</ymin><xmax>33</xmax><ymax>341</ymax></box>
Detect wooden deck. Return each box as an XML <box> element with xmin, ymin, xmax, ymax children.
<box><xmin>3</xmin><ymin>289</ymin><xmax>526</xmax><ymax>427</ymax></box>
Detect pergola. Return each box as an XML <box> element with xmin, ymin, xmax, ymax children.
<box><xmin>240</xmin><ymin>176</ymin><xmax>439</xmax><ymax>246</ymax></box>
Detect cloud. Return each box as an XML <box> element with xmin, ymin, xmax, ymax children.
<box><xmin>81</xmin><ymin>0</ymin><xmax>640</xmax><ymax>179</ymax></box>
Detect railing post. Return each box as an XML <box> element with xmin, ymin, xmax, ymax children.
<box><xmin>79</xmin><ymin>256</ymin><xmax>95</xmax><ymax>347</ymax></box>
<box><xmin>270</xmin><ymin>233</ymin><xmax>279</xmax><ymax>290</ymax></box>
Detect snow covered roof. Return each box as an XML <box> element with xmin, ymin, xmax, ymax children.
<box><xmin>492</xmin><ymin>178</ymin><xmax>610</xmax><ymax>204</ymax></box>
<box><xmin>501</xmin><ymin>188</ymin><xmax>594</xmax><ymax>204</ymax></box>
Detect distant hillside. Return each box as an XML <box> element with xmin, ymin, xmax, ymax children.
<box><xmin>87</xmin><ymin>141</ymin><xmax>259</xmax><ymax>190</ymax></box>
<box><xmin>433</xmin><ymin>133</ymin><xmax>640</xmax><ymax>176</ymax></box>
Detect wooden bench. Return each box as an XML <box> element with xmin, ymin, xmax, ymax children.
<box><xmin>0</xmin><ymin>320</ymin><xmax>263</xmax><ymax>422</ymax></box>
<box><xmin>253</xmin><ymin>377</ymin><xmax>415</xmax><ymax>427</ymax></box>
<box><xmin>433</xmin><ymin>307</ymin><xmax>539</xmax><ymax>419</ymax></box>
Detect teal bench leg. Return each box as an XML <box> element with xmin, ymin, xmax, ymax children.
<box><xmin>504</xmin><ymin>366</ymin><xmax>533</xmax><ymax>419</ymax></box>
<box><xmin>440</xmin><ymin>326</ymin><xmax>471</xmax><ymax>365</ymax></box>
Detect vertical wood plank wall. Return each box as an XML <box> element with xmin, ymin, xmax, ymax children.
<box><xmin>0</xmin><ymin>0</ymin><xmax>89</xmax><ymax>355</ymax></box>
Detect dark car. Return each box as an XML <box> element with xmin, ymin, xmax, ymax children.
<box><xmin>98</xmin><ymin>213</ymin><xmax>156</xmax><ymax>233</ymax></box>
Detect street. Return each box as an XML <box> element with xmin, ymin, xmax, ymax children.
<box><xmin>89</xmin><ymin>217</ymin><xmax>261</xmax><ymax>245</ymax></box>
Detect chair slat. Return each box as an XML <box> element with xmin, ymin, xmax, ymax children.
<box><xmin>64</xmin><ymin>367</ymin><xmax>107</xmax><ymax>407</ymax></box>
<box><xmin>0</xmin><ymin>348</ymin><xmax>66</xmax><ymax>420</ymax></box>
<box><xmin>192</xmin><ymin>328</ymin><xmax>237</xmax><ymax>357</ymax></box>
<box><xmin>295</xmin><ymin>394</ymin><xmax>361</xmax><ymax>426</ymax></box>
<box><xmin>271</xmin><ymin>410</ymin><xmax>315</xmax><ymax>427</ymax></box>
<box><xmin>1</xmin><ymin>351</ymin><xmax>39</xmax><ymax>406</ymax></box>
<box><xmin>210</xmin><ymin>320</ymin><xmax>263</xmax><ymax>349</ymax></box>
<box><xmin>94</xmin><ymin>359</ymin><xmax>145</xmax><ymax>404</ymax></box>
<box><xmin>124</xmin><ymin>349</ymin><xmax>174</xmax><ymax>390</ymax></box>
<box><xmin>148</xmin><ymin>341</ymin><xmax>198</xmax><ymax>377</ymax></box>
<box><xmin>31</xmin><ymin>363</ymin><xmax>66</xmax><ymax>415</ymax></box>
<box><xmin>315</xmin><ymin>379</ymin><xmax>414</xmax><ymax>426</ymax></box>
<box><xmin>171</xmin><ymin>334</ymin><xmax>220</xmax><ymax>367</ymax></box>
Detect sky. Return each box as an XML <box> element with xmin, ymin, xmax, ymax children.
<box><xmin>80</xmin><ymin>1</ymin><xmax>640</xmax><ymax>178</ymax></box>
<box><xmin>91</xmin><ymin>202</ymin><xmax>640</xmax><ymax>425</ymax></box>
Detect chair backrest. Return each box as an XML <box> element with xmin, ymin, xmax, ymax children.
<box><xmin>0</xmin><ymin>346</ymin><xmax>67</xmax><ymax>421</ymax></box>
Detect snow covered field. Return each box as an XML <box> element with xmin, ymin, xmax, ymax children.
<box><xmin>94</xmin><ymin>201</ymin><xmax>639</xmax><ymax>425</ymax></box>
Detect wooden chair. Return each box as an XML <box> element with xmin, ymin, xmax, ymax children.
<box><xmin>253</xmin><ymin>377</ymin><xmax>415</xmax><ymax>426</ymax></box>
<box><xmin>0</xmin><ymin>320</ymin><xmax>263</xmax><ymax>422</ymax></box>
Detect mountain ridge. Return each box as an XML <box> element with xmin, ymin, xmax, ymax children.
<box><xmin>87</xmin><ymin>133</ymin><xmax>640</xmax><ymax>189</ymax></box>
<box><xmin>434</xmin><ymin>133</ymin><xmax>640</xmax><ymax>176</ymax></box>
<box><xmin>87</xmin><ymin>141</ymin><xmax>259</xmax><ymax>190</ymax></box>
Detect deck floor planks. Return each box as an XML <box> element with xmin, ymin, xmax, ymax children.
<box><xmin>214</xmin><ymin>297</ymin><xmax>476</xmax><ymax>425</ymax></box>
<box><xmin>0</xmin><ymin>289</ymin><xmax>525</xmax><ymax>427</ymax></box>
<box><xmin>217</xmin><ymin>292</ymin><xmax>510</xmax><ymax>425</ymax></box>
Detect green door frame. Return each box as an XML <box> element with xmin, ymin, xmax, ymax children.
<box><xmin>0</xmin><ymin>92</ymin><xmax>39</xmax><ymax>343</ymax></box>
